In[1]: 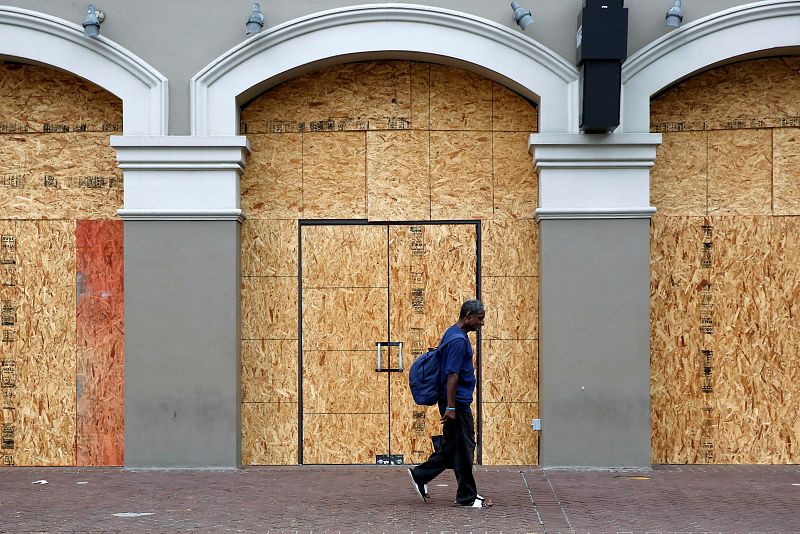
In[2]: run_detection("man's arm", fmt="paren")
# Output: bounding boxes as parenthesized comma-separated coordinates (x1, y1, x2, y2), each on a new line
(441, 372, 458, 423)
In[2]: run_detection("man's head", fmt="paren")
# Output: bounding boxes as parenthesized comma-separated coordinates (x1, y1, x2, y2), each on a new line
(458, 299, 485, 332)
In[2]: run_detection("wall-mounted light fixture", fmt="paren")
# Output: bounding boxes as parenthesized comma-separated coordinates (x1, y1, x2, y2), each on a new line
(511, 2, 533, 31)
(665, 0, 683, 29)
(82, 4, 105, 38)
(246, 3, 265, 35)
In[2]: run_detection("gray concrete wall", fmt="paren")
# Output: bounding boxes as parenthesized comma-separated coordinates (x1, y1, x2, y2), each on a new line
(538, 218, 651, 467)
(4, 0, 753, 133)
(124, 221, 241, 468)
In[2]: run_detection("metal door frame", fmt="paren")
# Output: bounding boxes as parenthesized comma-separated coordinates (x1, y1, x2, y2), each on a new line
(297, 219, 482, 464)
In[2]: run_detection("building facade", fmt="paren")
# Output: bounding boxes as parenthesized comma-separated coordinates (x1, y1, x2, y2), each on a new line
(0, 0, 798, 468)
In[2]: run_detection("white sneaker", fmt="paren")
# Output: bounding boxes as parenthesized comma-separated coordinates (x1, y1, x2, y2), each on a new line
(407, 468, 428, 502)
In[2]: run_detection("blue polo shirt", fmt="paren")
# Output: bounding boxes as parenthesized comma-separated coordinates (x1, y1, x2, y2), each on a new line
(438, 324, 476, 408)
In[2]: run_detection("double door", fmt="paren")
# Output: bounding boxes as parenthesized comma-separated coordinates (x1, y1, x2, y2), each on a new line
(300, 222, 478, 464)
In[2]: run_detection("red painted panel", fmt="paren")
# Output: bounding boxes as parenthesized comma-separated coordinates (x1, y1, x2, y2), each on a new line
(76, 219, 124, 466)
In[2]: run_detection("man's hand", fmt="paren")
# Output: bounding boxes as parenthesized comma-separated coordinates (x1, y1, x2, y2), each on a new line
(441, 409, 456, 424)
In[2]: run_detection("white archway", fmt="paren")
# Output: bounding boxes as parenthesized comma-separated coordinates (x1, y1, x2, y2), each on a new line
(622, 0, 800, 133)
(0, 6, 167, 135)
(191, 3, 579, 136)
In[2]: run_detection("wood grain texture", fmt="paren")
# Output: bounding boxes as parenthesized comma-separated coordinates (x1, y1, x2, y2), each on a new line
(492, 82, 538, 133)
(483, 339, 537, 403)
(707, 129, 772, 215)
(303, 132, 367, 219)
(302, 288, 388, 351)
(482, 276, 538, 341)
(76, 220, 124, 466)
(481, 402, 538, 465)
(242, 402, 297, 465)
(429, 65, 492, 131)
(242, 339, 297, 403)
(410, 62, 430, 131)
(302, 350, 387, 414)
(366, 130, 430, 221)
(240, 134, 303, 219)
(430, 131, 493, 220)
(772, 128, 800, 215)
(302, 413, 386, 464)
(482, 219, 537, 277)
(241, 276, 298, 340)
(389, 373, 442, 466)
(241, 219, 297, 277)
(302, 225, 387, 288)
(492, 132, 537, 220)
(650, 131, 708, 216)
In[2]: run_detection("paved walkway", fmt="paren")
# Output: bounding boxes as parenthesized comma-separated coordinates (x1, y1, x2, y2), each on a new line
(0, 465, 799, 532)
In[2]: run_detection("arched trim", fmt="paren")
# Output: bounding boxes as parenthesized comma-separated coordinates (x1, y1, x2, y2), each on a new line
(191, 3, 579, 135)
(622, 0, 800, 132)
(0, 6, 168, 135)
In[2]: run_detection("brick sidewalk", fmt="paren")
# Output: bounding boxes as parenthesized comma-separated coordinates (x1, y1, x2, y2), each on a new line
(0, 465, 798, 532)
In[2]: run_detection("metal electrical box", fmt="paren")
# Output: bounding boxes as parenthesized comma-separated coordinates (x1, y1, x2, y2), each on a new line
(576, 0, 628, 133)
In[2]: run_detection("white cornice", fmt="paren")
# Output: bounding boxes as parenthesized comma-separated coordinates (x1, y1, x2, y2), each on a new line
(0, 6, 168, 135)
(531, 133, 662, 171)
(536, 208, 657, 221)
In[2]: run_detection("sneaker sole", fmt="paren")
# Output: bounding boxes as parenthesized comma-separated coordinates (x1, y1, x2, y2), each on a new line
(407, 468, 427, 502)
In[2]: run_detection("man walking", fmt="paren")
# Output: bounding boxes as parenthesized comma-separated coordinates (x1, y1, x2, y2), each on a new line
(407, 299, 491, 508)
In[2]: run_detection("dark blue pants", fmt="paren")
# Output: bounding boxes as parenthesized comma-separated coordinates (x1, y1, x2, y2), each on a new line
(411, 402, 477, 505)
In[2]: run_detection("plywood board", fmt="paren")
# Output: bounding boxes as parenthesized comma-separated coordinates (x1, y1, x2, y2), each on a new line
(430, 131, 493, 220)
(240, 134, 303, 219)
(492, 83, 538, 133)
(241, 276, 298, 340)
(302, 350, 387, 413)
(366, 130, 430, 221)
(241, 219, 297, 277)
(242, 402, 297, 465)
(481, 402, 538, 465)
(482, 219, 537, 278)
(483, 339, 537, 403)
(303, 132, 367, 219)
(0, 61, 122, 134)
(302, 225, 387, 288)
(650, 57, 800, 130)
(12, 221, 76, 465)
(302, 287, 388, 351)
(492, 132, 537, 220)
(242, 339, 298, 403)
(772, 128, 800, 215)
(429, 65, 492, 131)
(302, 413, 386, 464)
(76, 220, 124, 466)
(388, 374, 443, 466)
(650, 131, 707, 216)
(410, 62, 430, 131)
(482, 276, 538, 341)
(649, 215, 710, 463)
(707, 129, 772, 215)
(0, 133, 123, 220)
(240, 61, 412, 133)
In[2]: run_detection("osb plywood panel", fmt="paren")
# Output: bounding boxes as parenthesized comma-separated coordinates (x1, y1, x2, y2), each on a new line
(241, 219, 297, 277)
(707, 129, 772, 215)
(410, 62, 430, 131)
(302, 225, 387, 288)
(769, 217, 800, 463)
(650, 131, 707, 216)
(492, 83, 538, 133)
(366, 131, 430, 221)
(649, 215, 709, 464)
(0, 133, 123, 220)
(429, 65, 492, 131)
(242, 339, 297, 403)
(772, 128, 800, 216)
(482, 276, 538, 340)
(241, 276, 297, 340)
(710, 216, 774, 463)
(430, 131, 493, 220)
(240, 61, 412, 133)
(492, 132, 537, 220)
(302, 413, 386, 464)
(482, 219, 537, 278)
(0, 61, 122, 133)
(76, 220, 124, 466)
(12, 221, 76, 465)
(482, 402, 538, 465)
(1, 221, 19, 466)
(303, 132, 366, 219)
(302, 351, 388, 413)
(650, 58, 800, 130)
(389, 224, 477, 355)
(242, 402, 297, 465)
(483, 339, 537, 403)
(389, 374, 442, 465)
(240, 134, 303, 220)
(302, 288, 388, 351)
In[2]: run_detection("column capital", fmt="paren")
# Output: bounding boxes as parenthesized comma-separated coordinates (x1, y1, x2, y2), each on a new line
(529, 133, 661, 221)
(111, 136, 250, 222)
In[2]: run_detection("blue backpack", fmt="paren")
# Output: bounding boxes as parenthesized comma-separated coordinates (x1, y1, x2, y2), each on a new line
(408, 330, 468, 406)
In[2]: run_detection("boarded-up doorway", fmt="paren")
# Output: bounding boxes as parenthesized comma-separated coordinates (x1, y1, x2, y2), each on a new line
(300, 221, 479, 465)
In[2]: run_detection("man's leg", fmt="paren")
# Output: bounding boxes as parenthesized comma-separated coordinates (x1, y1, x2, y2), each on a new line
(452, 410, 478, 505)
(411, 423, 454, 484)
